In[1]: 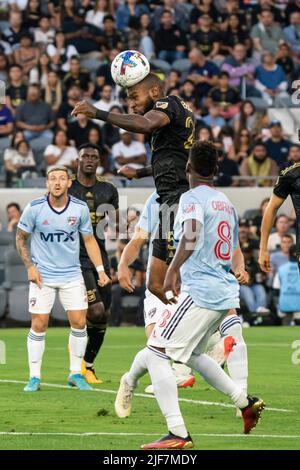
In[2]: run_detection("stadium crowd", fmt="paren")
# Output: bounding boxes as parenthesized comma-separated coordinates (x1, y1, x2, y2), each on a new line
(1, 0, 300, 326)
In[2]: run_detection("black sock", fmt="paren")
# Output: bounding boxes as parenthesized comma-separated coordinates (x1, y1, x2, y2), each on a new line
(84, 327, 106, 365)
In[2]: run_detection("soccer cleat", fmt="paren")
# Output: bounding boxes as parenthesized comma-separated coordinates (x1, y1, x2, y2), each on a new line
(141, 432, 194, 450)
(144, 374, 195, 394)
(68, 373, 93, 390)
(85, 367, 103, 385)
(23, 377, 41, 392)
(241, 395, 265, 434)
(115, 373, 135, 418)
(206, 335, 236, 366)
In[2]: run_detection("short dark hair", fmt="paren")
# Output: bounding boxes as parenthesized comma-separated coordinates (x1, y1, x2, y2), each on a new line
(254, 141, 266, 149)
(134, 72, 164, 92)
(6, 202, 21, 212)
(189, 140, 218, 177)
(78, 142, 101, 155)
(103, 14, 115, 22)
(282, 233, 294, 242)
(289, 244, 297, 262)
(218, 71, 229, 79)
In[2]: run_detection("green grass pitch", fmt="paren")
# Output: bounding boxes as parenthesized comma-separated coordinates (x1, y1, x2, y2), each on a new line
(0, 326, 300, 450)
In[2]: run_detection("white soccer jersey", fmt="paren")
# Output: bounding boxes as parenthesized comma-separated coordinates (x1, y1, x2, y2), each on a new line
(18, 195, 93, 283)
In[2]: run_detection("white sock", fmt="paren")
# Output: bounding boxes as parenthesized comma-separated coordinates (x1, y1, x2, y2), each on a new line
(172, 362, 192, 377)
(69, 327, 87, 375)
(27, 329, 45, 379)
(187, 353, 248, 409)
(220, 315, 248, 393)
(146, 346, 188, 438)
(126, 348, 148, 388)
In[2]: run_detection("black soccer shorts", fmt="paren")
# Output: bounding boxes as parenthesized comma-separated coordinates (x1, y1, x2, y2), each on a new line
(82, 267, 112, 311)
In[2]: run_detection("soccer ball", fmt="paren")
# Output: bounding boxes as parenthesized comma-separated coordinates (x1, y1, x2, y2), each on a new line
(111, 50, 150, 88)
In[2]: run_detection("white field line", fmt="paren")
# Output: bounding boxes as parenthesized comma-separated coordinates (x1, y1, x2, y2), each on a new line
(0, 431, 299, 439)
(0, 379, 292, 413)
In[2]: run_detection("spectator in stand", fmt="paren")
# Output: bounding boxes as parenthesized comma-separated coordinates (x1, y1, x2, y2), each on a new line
(197, 126, 214, 142)
(112, 130, 147, 172)
(269, 233, 294, 286)
(93, 84, 121, 126)
(220, 14, 251, 57)
(102, 105, 123, 155)
(190, 0, 219, 26)
(95, 48, 120, 96)
(202, 103, 225, 138)
(255, 52, 289, 106)
(152, 0, 190, 33)
(251, 9, 284, 56)
(47, 31, 79, 74)
(154, 9, 187, 64)
(0, 103, 14, 154)
(2, 10, 27, 51)
(101, 14, 125, 53)
(116, 0, 149, 32)
(228, 128, 253, 163)
(13, 32, 40, 79)
(4, 139, 36, 186)
(180, 80, 196, 103)
(221, 43, 256, 96)
(5, 202, 21, 234)
(240, 141, 279, 187)
(208, 71, 241, 120)
(233, 100, 269, 137)
(190, 14, 220, 59)
(42, 70, 63, 116)
(287, 143, 300, 164)
(250, 197, 270, 238)
(67, 113, 98, 148)
(215, 143, 240, 187)
(15, 84, 54, 150)
(274, 244, 300, 325)
(187, 48, 219, 104)
(86, 0, 110, 30)
(44, 129, 78, 171)
(135, 13, 155, 60)
(0, 35, 13, 63)
(56, 84, 82, 132)
(63, 56, 93, 96)
(284, 11, 300, 53)
(265, 120, 291, 168)
(165, 69, 181, 94)
(268, 214, 296, 252)
(239, 245, 269, 315)
(238, 217, 260, 253)
(23, 0, 41, 29)
(0, 52, 8, 82)
(33, 15, 55, 48)
(276, 42, 295, 82)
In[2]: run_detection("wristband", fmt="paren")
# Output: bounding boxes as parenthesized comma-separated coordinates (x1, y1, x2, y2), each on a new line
(95, 109, 109, 121)
(96, 265, 105, 273)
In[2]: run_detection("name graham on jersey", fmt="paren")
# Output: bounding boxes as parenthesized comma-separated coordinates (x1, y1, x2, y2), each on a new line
(212, 200, 233, 215)
(102, 454, 197, 467)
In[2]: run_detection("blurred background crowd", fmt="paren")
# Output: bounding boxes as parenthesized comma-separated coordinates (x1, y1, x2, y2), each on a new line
(1, 0, 300, 327)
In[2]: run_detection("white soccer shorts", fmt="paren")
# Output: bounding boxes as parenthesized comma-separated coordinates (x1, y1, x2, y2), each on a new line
(148, 292, 228, 364)
(143, 289, 166, 328)
(28, 277, 88, 314)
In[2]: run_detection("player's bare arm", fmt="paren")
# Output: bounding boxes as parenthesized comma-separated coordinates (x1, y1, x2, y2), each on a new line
(259, 194, 285, 273)
(82, 234, 111, 287)
(118, 227, 148, 293)
(232, 241, 249, 285)
(118, 164, 152, 180)
(71, 101, 170, 134)
(16, 227, 42, 287)
(163, 219, 201, 304)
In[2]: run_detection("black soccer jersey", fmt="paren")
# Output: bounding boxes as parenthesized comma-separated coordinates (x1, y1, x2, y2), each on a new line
(273, 162, 300, 254)
(68, 176, 119, 271)
(151, 95, 195, 200)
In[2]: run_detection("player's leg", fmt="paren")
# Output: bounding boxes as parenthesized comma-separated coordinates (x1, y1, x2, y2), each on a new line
(24, 282, 53, 392)
(220, 310, 248, 395)
(59, 277, 92, 390)
(82, 268, 111, 384)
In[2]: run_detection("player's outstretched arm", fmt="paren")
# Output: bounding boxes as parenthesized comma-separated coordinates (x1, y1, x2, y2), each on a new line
(71, 100, 170, 134)
(82, 234, 111, 287)
(16, 228, 42, 288)
(118, 227, 148, 293)
(117, 164, 153, 180)
(163, 219, 201, 304)
(259, 194, 285, 273)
